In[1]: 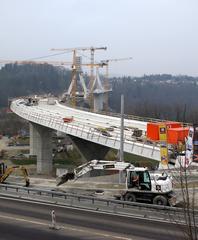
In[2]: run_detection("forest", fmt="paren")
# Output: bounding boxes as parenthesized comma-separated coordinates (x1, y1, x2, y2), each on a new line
(109, 75, 198, 123)
(0, 63, 198, 123)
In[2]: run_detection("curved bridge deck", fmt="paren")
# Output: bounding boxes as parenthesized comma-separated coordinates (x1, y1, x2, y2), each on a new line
(11, 98, 160, 161)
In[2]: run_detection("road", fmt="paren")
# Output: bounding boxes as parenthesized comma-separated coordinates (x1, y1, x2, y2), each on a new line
(0, 196, 185, 240)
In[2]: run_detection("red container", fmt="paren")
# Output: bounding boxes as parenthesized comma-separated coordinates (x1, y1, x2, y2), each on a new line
(167, 127, 189, 144)
(147, 122, 160, 141)
(164, 121, 181, 129)
(147, 121, 182, 141)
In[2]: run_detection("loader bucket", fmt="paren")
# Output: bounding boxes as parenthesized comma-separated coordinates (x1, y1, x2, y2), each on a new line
(56, 172, 75, 186)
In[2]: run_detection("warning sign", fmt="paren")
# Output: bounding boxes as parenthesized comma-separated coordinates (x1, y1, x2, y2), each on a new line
(159, 124, 168, 165)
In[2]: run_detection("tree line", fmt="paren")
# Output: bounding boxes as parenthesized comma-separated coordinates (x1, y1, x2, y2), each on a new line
(0, 63, 198, 123)
(0, 63, 71, 107)
(109, 75, 198, 123)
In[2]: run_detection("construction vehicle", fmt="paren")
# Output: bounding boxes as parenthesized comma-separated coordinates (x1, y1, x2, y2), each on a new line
(56, 160, 176, 206)
(0, 162, 30, 187)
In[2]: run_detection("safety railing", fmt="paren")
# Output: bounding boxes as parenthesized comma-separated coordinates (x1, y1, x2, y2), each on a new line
(66, 103, 192, 127)
(0, 183, 197, 225)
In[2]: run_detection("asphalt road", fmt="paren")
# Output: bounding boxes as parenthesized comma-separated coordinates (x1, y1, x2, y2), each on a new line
(0, 196, 186, 240)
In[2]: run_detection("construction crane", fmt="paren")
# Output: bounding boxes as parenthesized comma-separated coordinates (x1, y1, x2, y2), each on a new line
(100, 57, 133, 111)
(89, 47, 107, 109)
(51, 47, 107, 108)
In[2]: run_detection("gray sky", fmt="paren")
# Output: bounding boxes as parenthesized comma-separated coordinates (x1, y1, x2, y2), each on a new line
(1, 0, 198, 76)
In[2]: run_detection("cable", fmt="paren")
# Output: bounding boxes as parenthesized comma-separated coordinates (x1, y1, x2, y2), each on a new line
(26, 51, 72, 61)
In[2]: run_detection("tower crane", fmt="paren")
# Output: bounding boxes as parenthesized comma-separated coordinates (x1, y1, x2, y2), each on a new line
(51, 47, 107, 108)
(100, 57, 133, 111)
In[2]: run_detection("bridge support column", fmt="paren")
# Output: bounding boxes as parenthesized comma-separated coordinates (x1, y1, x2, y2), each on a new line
(29, 122, 53, 175)
(69, 135, 110, 161)
(30, 123, 38, 156)
(93, 93, 104, 112)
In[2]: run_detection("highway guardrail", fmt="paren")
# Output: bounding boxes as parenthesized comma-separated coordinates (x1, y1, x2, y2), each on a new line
(0, 183, 197, 225)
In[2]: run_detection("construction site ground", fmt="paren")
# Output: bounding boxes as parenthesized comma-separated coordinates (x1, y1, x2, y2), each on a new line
(5, 173, 198, 209)
(1, 136, 198, 208)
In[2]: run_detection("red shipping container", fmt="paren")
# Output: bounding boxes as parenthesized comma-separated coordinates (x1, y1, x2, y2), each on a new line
(147, 122, 160, 141)
(164, 121, 181, 129)
(167, 127, 189, 144)
(147, 121, 182, 141)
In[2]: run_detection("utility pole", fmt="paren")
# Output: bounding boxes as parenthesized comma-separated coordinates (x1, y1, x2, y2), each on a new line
(119, 94, 124, 162)
(71, 50, 77, 107)
(118, 94, 124, 184)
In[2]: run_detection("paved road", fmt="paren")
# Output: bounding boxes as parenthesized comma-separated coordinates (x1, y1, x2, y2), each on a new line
(0, 196, 186, 240)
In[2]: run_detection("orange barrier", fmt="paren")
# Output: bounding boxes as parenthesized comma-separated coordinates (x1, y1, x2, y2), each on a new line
(167, 127, 189, 144)
(147, 121, 183, 142)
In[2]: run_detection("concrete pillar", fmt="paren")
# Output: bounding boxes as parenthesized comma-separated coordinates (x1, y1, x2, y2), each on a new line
(29, 122, 53, 175)
(93, 93, 104, 112)
(29, 122, 38, 156)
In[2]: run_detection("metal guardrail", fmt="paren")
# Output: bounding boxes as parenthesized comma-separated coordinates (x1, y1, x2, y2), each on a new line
(9, 96, 192, 126)
(0, 183, 197, 224)
(68, 103, 192, 127)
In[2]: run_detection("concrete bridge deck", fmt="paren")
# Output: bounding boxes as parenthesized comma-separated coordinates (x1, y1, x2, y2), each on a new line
(11, 98, 160, 161)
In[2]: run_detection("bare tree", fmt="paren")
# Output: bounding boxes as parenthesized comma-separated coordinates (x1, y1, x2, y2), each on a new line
(171, 161, 198, 240)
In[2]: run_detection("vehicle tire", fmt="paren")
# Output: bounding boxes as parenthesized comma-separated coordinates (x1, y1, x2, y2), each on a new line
(25, 180, 30, 187)
(124, 193, 136, 202)
(153, 195, 167, 206)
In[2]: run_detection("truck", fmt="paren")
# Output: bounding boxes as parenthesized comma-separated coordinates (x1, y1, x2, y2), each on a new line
(56, 160, 176, 206)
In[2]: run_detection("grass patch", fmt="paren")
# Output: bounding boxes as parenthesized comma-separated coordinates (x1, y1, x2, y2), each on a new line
(53, 149, 83, 166)
(105, 149, 158, 170)
(11, 158, 36, 165)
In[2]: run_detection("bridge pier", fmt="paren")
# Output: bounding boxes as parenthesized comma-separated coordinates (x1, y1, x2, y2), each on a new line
(69, 135, 110, 161)
(93, 93, 104, 112)
(29, 122, 53, 175)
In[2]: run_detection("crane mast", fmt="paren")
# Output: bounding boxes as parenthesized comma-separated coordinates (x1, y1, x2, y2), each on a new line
(100, 57, 133, 111)
(89, 47, 107, 109)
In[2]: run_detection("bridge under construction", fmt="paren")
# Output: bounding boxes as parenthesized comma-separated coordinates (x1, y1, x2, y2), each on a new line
(11, 97, 162, 174)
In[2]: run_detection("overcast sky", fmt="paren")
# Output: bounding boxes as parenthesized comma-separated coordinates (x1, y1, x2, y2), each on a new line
(1, 0, 198, 76)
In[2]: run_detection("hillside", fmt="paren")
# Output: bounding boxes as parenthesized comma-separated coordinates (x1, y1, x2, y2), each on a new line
(0, 63, 71, 107)
(110, 75, 198, 122)
(0, 64, 198, 122)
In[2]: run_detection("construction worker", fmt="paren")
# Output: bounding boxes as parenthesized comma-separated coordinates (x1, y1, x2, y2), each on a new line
(132, 172, 139, 188)
(51, 210, 56, 229)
